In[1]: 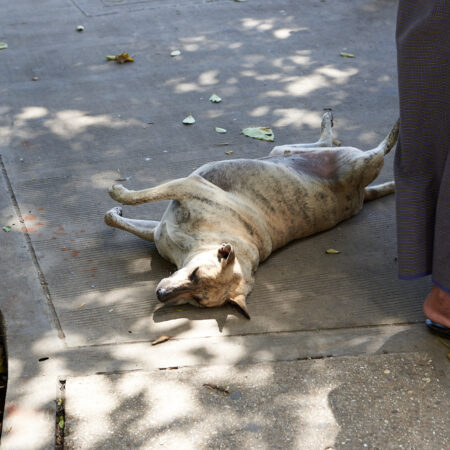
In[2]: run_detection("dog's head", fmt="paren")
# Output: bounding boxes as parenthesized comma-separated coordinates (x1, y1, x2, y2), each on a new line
(155, 243, 251, 319)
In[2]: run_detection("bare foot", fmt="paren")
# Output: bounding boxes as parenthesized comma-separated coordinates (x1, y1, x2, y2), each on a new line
(423, 285, 450, 328)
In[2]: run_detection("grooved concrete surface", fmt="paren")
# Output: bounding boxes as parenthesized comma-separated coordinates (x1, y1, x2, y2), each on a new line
(0, 0, 429, 347)
(1, 0, 449, 448)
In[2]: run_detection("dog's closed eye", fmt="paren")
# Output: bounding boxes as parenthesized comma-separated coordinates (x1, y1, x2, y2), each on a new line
(189, 267, 199, 282)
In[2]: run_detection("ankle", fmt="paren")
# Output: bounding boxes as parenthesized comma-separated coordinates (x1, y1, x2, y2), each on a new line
(423, 286, 450, 328)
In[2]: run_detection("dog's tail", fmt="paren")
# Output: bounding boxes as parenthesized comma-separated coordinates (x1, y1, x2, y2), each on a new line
(360, 119, 400, 188)
(372, 119, 400, 156)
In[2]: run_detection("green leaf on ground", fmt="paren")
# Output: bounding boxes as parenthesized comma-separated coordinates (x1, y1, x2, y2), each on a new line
(325, 248, 340, 254)
(2, 226, 12, 232)
(215, 127, 227, 134)
(340, 52, 355, 58)
(242, 127, 274, 142)
(182, 114, 196, 125)
(0, 43, 8, 50)
(171, 50, 181, 57)
(58, 417, 65, 429)
(209, 93, 222, 103)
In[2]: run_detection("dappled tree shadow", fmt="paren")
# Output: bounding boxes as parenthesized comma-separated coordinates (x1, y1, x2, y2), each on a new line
(2, 0, 442, 448)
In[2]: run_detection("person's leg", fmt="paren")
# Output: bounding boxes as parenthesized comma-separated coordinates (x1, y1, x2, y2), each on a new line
(395, 1, 450, 328)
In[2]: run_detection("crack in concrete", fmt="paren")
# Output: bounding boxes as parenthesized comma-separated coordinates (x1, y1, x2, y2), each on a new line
(0, 155, 66, 340)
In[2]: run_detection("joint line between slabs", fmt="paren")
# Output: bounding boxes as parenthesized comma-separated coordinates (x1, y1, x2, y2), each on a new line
(0, 155, 66, 340)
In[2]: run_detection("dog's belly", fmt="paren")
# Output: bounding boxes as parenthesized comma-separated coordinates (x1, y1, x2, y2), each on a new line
(195, 157, 364, 251)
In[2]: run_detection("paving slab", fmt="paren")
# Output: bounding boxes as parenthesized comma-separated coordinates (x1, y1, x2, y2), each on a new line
(63, 353, 450, 449)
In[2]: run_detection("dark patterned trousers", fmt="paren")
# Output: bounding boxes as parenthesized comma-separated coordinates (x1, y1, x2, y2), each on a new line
(395, 0, 450, 292)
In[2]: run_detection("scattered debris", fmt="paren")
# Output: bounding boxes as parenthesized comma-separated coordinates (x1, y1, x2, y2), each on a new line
(332, 139, 342, 146)
(106, 53, 134, 64)
(340, 52, 355, 58)
(215, 127, 227, 134)
(78, 303, 86, 309)
(2, 226, 12, 232)
(76, 25, 85, 32)
(0, 43, 8, 50)
(183, 114, 196, 125)
(325, 248, 340, 254)
(242, 127, 274, 142)
(151, 335, 173, 346)
(170, 50, 181, 57)
(203, 384, 230, 395)
(38, 357, 49, 362)
(209, 93, 222, 103)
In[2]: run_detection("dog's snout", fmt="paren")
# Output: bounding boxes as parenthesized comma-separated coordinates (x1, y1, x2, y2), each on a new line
(156, 288, 166, 301)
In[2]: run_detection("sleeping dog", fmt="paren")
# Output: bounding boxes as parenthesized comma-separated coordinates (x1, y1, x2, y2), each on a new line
(105, 113, 399, 318)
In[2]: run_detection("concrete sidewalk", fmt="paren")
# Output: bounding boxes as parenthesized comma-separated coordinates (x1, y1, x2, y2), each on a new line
(0, 0, 448, 448)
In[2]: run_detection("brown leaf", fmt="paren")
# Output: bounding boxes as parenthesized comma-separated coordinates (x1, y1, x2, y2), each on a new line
(106, 53, 134, 64)
(203, 384, 229, 395)
(151, 335, 173, 346)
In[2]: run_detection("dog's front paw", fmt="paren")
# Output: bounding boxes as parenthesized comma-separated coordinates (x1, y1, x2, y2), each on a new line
(108, 184, 128, 202)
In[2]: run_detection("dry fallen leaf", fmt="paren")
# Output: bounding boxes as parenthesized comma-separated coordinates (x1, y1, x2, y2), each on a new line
(225, 150, 233, 155)
(325, 248, 340, 254)
(203, 384, 229, 395)
(106, 53, 134, 64)
(151, 335, 173, 346)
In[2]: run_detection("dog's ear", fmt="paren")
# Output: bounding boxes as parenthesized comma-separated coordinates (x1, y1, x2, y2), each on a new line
(218, 243, 235, 266)
(227, 295, 250, 319)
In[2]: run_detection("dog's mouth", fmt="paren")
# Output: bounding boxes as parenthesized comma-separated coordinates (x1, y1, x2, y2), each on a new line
(156, 287, 199, 305)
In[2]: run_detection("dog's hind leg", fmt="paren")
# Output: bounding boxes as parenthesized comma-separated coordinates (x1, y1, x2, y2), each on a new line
(104, 206, 159, 241)
(364, 181, 395, 202)
(109, 175, 212, 205)
(269, 112, 333, 156)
